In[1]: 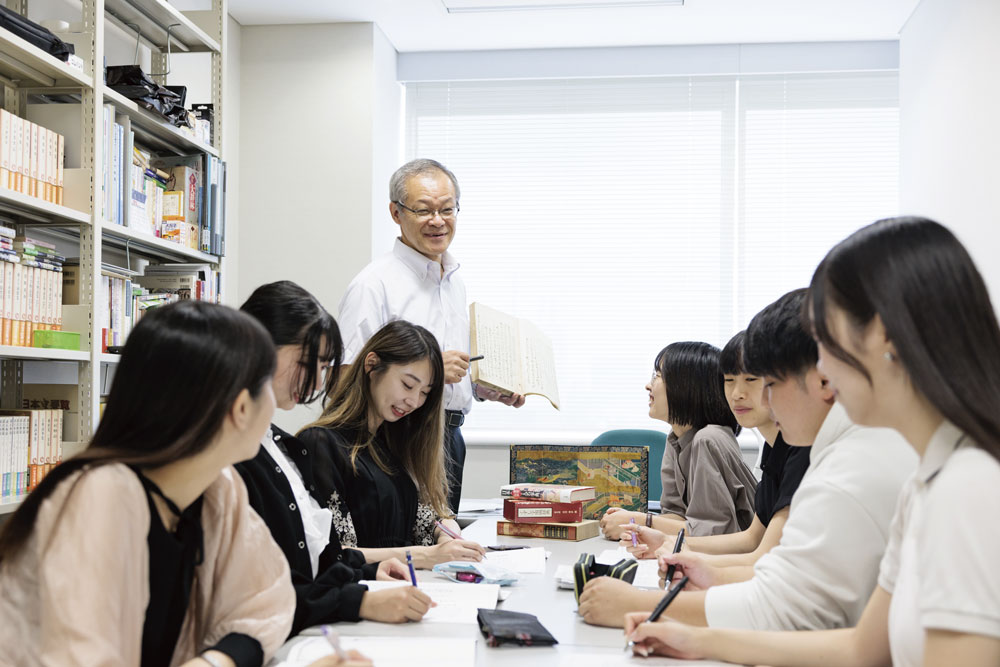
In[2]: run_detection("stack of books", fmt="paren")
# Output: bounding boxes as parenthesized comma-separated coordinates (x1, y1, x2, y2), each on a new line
(496, 483, 599, 541)
(0, 109, 66, 206)
(0, 409, 64, 504)
(0, 228, 66, 347)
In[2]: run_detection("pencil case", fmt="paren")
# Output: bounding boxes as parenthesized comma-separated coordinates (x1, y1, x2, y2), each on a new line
(572, 553, 638, 604)
(477, 609, 558, 647)
(432, 561, 520, 586)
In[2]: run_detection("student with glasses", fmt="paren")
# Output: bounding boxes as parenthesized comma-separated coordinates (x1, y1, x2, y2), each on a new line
(336, 158, 525, 514)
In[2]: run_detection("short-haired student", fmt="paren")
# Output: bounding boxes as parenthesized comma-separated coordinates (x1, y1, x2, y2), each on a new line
(0, 301, 294, 667)
(626, 216, 1000, 667)
(234, 281, 433, 632)
(601, 341, 758, 540)
(298, 319, 485, 569)
(621, 331, 812, 571)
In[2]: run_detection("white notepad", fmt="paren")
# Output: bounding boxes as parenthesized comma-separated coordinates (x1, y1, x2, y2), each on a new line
(278, 635, 476, 667)
(484, 546, 547, 573)
(360, 580, 500, 624)
(594, 548, 662, 589)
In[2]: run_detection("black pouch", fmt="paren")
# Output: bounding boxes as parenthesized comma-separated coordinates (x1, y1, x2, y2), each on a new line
(477, 608, 558, 647)
(0, 6, 74, 61)
(572, 553, 639, 604)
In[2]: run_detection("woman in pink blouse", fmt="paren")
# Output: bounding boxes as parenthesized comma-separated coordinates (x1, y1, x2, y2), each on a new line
(0, 301, 295, 667)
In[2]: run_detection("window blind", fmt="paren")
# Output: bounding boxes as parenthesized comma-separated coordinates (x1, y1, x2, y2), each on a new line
(403, 71, 899, 440)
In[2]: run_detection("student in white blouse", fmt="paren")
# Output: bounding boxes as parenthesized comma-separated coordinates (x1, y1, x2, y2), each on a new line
(623, 216, 1000, 667)
(337, 159, 524, 513)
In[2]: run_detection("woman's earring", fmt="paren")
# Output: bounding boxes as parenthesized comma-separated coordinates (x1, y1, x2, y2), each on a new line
(884, 351, 895, 362)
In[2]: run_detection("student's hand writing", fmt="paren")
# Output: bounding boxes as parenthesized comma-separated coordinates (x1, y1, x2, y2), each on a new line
(577, 576, 645, 628)
(427, 538, 486, 565)
(443, 350, 470, 384)
(358, 585, 436, 623)
(624, 612, 705, 660)
(657, 551, 715, 591)
(599, 508, 642, 540)
(375, 557, 410, 581)
(306, 649, 373, 667)
(619, 525, 667, 559)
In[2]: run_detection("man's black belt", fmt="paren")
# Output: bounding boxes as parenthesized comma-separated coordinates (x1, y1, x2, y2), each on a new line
(445, 410, 465, 428)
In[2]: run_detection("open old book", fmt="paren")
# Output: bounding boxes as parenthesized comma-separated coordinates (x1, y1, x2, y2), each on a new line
(469, 302, 560, 409)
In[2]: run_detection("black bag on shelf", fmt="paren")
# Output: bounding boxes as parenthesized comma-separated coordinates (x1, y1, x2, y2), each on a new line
(106, 65, 193, 128)
(0, 6, 75, 62)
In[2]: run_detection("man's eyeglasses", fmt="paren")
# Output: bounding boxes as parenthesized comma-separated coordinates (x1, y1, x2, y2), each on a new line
(393, 201, 460, 222)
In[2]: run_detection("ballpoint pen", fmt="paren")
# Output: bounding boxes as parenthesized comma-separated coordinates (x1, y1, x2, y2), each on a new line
(406, 549, 418, 587)
(625, 576, 690, 651)
(321, 625, 347, 659)
(663, 528, 686, 587)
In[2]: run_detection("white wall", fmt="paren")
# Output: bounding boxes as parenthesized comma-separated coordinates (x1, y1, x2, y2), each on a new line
(899, 0, 1000, 300)
(239, 22, 399, 433)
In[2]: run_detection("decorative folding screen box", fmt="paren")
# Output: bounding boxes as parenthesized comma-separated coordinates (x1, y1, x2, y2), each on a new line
(509, 445, 648, 519)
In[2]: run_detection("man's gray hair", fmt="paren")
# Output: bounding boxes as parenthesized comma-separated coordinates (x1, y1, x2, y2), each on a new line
(389, 159, 461, 204)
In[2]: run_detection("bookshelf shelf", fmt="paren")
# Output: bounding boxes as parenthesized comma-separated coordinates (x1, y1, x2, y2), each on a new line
(0, 346, 89, 362)
(100, 353, 121, 364)
(0, 188, 91, 225)
(103, 87, 219, 158)
(101, 221, 220, 264)
(0, 499, 24, 515)
(103, 0, 220, 54)
(0, 29, 93, 89)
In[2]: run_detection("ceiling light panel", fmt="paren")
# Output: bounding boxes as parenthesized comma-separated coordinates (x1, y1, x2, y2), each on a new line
(443, 0, 684, 13)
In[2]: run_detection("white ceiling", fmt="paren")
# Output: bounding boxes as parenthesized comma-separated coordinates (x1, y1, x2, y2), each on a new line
(227, 0, 921, 53)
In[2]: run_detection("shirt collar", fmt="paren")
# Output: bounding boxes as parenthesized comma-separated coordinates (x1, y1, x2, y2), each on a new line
(668, 427, 697, 451)
(392, 237, 460, 281)
(810, 401, 857, 462)
(918, 419, 966, 483)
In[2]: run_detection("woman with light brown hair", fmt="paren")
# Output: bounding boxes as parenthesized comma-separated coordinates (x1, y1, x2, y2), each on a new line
(299, 319, 485, 570)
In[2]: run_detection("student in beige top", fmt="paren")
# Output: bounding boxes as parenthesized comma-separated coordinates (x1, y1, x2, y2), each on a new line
(602, 341, 757, 540)
(0, 301, 296, 667)
(623, 217, 1000, 666)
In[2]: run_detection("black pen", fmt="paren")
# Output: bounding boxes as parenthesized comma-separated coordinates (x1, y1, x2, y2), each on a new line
(625, 576, 689, 651)
(469, 355, 484, 362)
(663, 528, 685, 587)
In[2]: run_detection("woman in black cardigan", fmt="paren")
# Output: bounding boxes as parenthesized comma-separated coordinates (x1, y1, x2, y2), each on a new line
(235, 281, 433, 637)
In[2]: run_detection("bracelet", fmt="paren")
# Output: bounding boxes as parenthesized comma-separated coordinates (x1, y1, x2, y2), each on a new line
(200, 653, 225, 667)
(645, 512, 654, 528)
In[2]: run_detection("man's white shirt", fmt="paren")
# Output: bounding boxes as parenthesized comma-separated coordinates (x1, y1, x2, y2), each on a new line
(338, 238, 473, 413)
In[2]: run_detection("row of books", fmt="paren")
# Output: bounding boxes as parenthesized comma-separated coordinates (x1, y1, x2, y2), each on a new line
(102, 103, 227, 256)
(0, 109, 65, 205)
(63, 261, 221, 352)
(0, 228, 65, 348)
(497, 483, 599, 541)
(0, 410, 63, 504)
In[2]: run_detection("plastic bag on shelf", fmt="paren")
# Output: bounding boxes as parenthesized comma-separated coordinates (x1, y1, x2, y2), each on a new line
(105, 65, 194, 128)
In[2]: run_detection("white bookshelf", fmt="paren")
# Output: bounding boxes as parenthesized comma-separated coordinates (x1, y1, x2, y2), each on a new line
(0, 500, 24, 515)
(0, 0, 228, 481)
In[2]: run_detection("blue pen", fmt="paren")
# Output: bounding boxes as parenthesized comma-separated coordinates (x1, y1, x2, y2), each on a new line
(630, 518, 638, 547)
(405, 549, 418, 587)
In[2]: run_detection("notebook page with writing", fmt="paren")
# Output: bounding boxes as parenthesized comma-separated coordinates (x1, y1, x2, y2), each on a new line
(360, 580, 499, 624)
(279, 635, 476, 667)
(470, 302, 521, 395)
(517, 317, 560, 408)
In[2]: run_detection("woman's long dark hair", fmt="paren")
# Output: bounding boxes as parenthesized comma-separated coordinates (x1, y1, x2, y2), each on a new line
(304, 320, 448, 515)
(656, 341, 741, 435)
(240, 280, 342, 405)
(809, 216, 1000, 462)
(0, 301, 276, 562)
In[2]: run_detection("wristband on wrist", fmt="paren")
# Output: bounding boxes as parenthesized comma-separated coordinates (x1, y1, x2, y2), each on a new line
(645, 512, 654, 528)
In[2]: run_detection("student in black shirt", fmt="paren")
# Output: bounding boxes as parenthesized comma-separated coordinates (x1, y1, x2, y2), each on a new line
(235, 281, 433, 636)
(621, 331, 811, 570)
(299, 320, 485, 569)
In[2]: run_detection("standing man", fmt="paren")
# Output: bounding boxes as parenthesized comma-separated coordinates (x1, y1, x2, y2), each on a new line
(338, 159, 524, 514)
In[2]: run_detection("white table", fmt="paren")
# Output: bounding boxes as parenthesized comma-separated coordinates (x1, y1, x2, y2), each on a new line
(272, 518, 736, 666)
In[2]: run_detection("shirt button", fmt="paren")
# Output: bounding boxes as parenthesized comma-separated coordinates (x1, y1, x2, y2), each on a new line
(289, 502, 297, 511)
(309, 484, 315, 491)
(302, 449, 307, 456)
(275, 466, 282, 474)
(298, 541, 305, 549)
(274, 434, 282, 441)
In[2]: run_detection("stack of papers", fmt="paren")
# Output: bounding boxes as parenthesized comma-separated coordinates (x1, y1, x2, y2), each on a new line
(360, 580, 500, 624)
(277, 635, 476, 667)
(484, 546, 547, 574)
(553, 548, 661, 590)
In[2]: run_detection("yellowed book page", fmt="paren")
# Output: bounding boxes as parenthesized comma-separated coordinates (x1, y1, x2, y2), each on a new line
(517, 318, 560, 409)
(469, 302, 521, 394)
